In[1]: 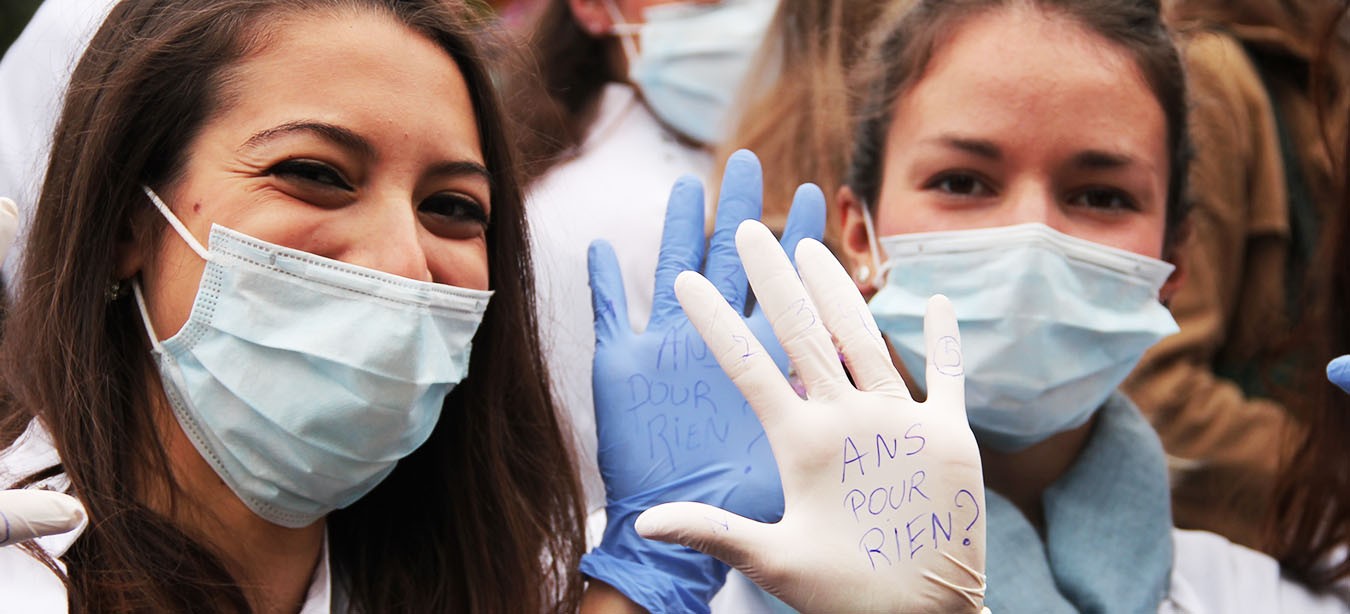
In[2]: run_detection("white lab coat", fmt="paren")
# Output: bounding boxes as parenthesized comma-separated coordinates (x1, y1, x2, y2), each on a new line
(0, 420, 340, 613)
(526, 82, 713, 513)
(1164, 529, 1348, 613)
(0, 0, 115, 296)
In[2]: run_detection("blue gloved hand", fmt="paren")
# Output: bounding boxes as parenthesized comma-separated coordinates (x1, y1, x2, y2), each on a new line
(1328, 355, 1350, 395)
(581, 150, 825, 613)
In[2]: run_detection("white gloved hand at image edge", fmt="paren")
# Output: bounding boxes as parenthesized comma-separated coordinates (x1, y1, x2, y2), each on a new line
(0, 198, 19, 270)
(0, 490, 85, 547)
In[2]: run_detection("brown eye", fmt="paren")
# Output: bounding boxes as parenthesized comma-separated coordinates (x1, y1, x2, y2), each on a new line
(418, 193, 489, 237)
(268, 159, 354, 191)
(1070, 188, 1136, 212)
(925, 172, 993, 197)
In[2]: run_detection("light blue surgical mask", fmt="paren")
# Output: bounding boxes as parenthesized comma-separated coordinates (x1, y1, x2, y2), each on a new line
(133, 186, 492, 527)
(861, 216, 1178, 451)
(607, 0, 779, 144)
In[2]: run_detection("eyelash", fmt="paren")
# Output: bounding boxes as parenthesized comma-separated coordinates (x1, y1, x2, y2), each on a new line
(267, 159, 353, 191)
(1069, 188, 1138, 212)
(923, 171, 1139, 213)
(266, 159, 489, 228)
(924, 171, 994, 197)
(420, 193, 489, 226)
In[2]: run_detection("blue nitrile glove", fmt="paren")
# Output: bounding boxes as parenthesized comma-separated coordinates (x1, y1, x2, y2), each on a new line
(581, 150, 825, 613)
(1328, 355, 1350, 395)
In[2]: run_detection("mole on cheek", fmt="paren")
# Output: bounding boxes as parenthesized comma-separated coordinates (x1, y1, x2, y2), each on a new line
(193, 202, 202, 214)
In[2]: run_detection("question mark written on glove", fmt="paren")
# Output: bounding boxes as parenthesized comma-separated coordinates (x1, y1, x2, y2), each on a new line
(838, 331, 979, 570)
(839, 419, 981, 570)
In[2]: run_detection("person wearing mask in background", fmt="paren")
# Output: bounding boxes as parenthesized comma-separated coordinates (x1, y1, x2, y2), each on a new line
(505, 0, 776, 566)
(629, 0, 1349, 610)
(1114, 0, 1350, 552)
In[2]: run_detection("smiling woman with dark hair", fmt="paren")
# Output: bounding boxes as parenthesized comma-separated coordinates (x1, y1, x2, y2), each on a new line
(0, 1, 586, 611)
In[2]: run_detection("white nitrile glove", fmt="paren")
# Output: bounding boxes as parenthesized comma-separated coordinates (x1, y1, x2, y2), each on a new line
(636, 221, 988, 613)
(0, 198, 19, 269)
(0, 490, 85, 547)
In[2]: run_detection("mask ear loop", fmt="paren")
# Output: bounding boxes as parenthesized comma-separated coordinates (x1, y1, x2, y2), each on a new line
(601, 0, 642, 62)
(141, 186, 211, 261)
(133, 186, 210, 349)
(131, 280, 167, 353)
(859, 200, 891, 286)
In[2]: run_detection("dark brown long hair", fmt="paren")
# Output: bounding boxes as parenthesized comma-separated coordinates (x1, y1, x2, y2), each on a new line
(0, 0, 585, 611)
(503, 0, 617, 185)
(844, 0, 1193, 254)
(1266, 1, 1350, 592)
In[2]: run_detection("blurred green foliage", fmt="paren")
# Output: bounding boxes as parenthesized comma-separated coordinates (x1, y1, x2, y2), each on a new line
(1, 0, 44, 57)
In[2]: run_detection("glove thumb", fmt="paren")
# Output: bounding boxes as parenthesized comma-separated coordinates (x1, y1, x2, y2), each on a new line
(0, 490, 86, 546)
(636, 502, 773, 576)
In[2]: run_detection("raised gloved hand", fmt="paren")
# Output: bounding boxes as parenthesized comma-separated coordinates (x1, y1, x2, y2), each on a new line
(582, 151, 824, 613)
(0, 490, 84, 547)
(1328, 355, 1350, 395)
(636, 221, 988, 613)
(0, 197, 20, 268)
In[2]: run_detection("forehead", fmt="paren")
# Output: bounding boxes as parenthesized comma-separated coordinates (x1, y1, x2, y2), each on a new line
(215, 9, 482, 161)
(891, 5, 1167, 167)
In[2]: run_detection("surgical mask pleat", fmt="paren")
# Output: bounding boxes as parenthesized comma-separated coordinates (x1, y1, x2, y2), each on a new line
(621, 0, 779, 144)
(867, 223, 1177, 452)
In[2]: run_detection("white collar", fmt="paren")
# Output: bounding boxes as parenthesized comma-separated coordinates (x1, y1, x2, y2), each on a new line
(2, 419, 339, 611)
(299, 531, 338, 613)
(1, 419, 84, 557)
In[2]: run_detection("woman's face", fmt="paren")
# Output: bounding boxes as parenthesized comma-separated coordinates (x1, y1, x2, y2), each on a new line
(842, 5, 1172, 272)
(127, 10, 491, 340)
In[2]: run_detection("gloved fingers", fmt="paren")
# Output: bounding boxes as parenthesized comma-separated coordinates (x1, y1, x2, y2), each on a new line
(675, 270, 801, 426)
(650, 176, 708, 328)
(703, 150, 763, 313)
(0, 490, 85, 547)
(737, 221, 851, 400)
(777, 184, 827, 267)
(795, 239, 908, 397)
(635, 501, 772, 576)
(1328, 355, 1350, 395)
(588, 241, 632, 341)
(922, 294, 966, 411)
(0, 197, 18, 269)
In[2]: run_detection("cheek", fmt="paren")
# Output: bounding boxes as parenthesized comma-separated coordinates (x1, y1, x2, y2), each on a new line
(1067, 211, 1168, 260)
(427, 239, 490, 291)
(871, 191, 976, 236)
(141, 229, 211, 340)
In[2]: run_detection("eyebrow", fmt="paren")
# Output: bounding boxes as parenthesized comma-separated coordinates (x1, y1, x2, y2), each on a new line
(240, 121, 375, 158)
(1070, 150, 1138, 170)
(240, 121, 493, 182)
(926, 134, 1141, 170)
(928, 135, 1002, 160)
(428, 160, 492, 184)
